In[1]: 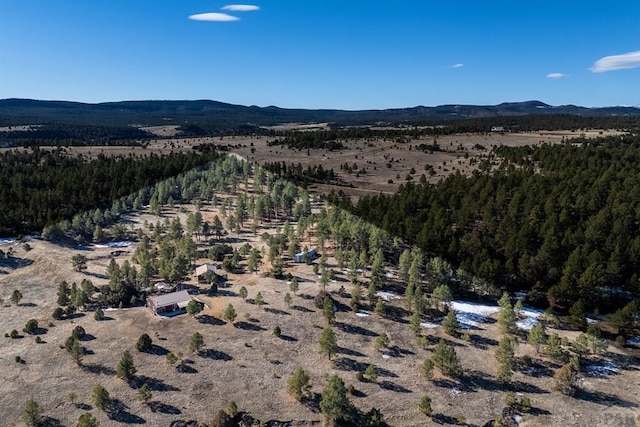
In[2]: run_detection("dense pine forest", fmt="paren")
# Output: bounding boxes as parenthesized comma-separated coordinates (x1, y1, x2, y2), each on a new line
(349, 133, 640, 313)
(0, 148, 220, 236)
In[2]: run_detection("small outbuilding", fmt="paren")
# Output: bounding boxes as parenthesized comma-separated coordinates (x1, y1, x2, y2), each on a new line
(147, 290, 192, 316)
(294, 248, 317, 263)
(195, 264, 219, 283)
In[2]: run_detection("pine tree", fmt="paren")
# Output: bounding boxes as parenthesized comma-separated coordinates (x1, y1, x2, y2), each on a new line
(22, 398, 43, 427)
(190, 332, 205, 353)
(255, 292, 264, 309)
(284, 293, 293, 308)
(92, 385, 111, 411)
(431, 339, 462, 377)
(223, 303, 237, 324)
(287, 367, 311, 401)
(76, 412, 100, 427)
(138, 383, 152, 405)
(319, 327, 338, 360)
(117, 350, 136, 382)
(136, 333, 153, 352)
(238, 286, 248, 301)
(498, 293, 517, 335)
(442, 309, 459, 336)
(418, 395, 433, 417)
(373, 333, 390, 352)
(495, 336, 517, 383)
(289, 277, 299, 294)
(527, 322, 547, 353)
(410, 311, 422, 335)
(323, 297, 335, 325)
(320, 375, 352, 424)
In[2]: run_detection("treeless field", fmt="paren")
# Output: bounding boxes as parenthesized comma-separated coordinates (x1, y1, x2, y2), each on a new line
(1, 197, 638, 427)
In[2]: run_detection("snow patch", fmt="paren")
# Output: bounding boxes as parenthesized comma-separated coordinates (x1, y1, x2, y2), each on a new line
(456, 312, 489, 328)
(381, 354, 391, 360)
(95, 241, 134, 249)
(451, 300, 500, 316)
(420, 322, 440, 329)
(586, 361, 620, 376)
(627, 337, 640, 345)
(376, 291, 402, 302)
(356, 311, 371, 318)
(449, 388, 461, 397)
(0, 238, 16, 245)
(516, 317, 539, 331)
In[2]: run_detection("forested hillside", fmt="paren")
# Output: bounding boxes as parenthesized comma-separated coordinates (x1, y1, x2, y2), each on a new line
(350, 133, 640, 313)
(0, 148, 220, 236)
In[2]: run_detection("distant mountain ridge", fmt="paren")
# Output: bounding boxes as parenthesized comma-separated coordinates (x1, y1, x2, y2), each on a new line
(1, 98, 639, 129)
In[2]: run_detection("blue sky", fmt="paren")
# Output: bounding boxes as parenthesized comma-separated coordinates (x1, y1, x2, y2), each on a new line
(1, 1, 639, 109)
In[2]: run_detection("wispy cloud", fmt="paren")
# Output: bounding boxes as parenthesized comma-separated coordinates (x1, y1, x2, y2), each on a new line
(591, 50, 640, 73)
(547, 72, 568, 79)
(222, 4, 260, 12)
(189, 12, 240, 22)
(449, 63, 464, 69)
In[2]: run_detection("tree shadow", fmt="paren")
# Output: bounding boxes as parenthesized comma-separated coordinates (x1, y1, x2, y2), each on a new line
(469, 334, 498, 350)
(149, 344, 170, 356)
(39, 416, 64, 427)
(389, 345, 415, 357)
(19, 302, 38, 307)
(107, 399, 146, 424)
(302, 392, 321, 413)
(335, 321, 377, 337)
(133, 375, 180, 392)
(76, 403, 92, 411)
(379, 380, 412, 393)
(351, 389, 367, 398)
(339, 347, 366, 357)
(376, 367, 398, 378)
(198, 315, 226, 326)
(264, 307, 291, 316)
(84, 271, 108, 280)
(386, 305, 410, 322)
(334, 357, 369, 373)
(79, 333, 96, 341)
(432, 413, 459, 425)
(298, 294, 315, 300)
(148, 401, 182, 415)
(176, 363, 198, 374)
(576, 389, 638, 408)
(82, 363, 116, 376)
(279, 334, 298, 342)
(200, 348, 233, 361)
(0, 257, 34, 269)
(292, 305, 315, 313)
(234, 321, 266, 332)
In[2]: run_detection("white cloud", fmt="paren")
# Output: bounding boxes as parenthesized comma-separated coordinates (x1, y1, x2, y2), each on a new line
(189, 12, 240, 22)
(222, 4, 260, 12)
(591, 50, 640, 73)
(449, 63, 464, 68)
(547, 72, 568, 79)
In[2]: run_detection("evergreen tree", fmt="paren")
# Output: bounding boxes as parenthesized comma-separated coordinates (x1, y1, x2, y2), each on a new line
(136, 333, 153, 352)
(254, 291, 264, 309)
(22, 398, 43, 427)
(223, 304, 237, 323)
(545, 333, 565, 362)
(418, 395, 433, 417)
(116, 350, 136, 382)
(320, 375, 353, 424)
(442, 309, 459, 336)
(77, 412, 100, 427)
(323, 297, 335, 325)
(373, 333, 390, 352)
(284, 292, 292, 308)
(287, 367, 311, 401)
(527, 322, 547, 353)
(138, 383, 152, 405)
(190, 331, 205, 353)
(289, 277, 299, 294)
(319, 327, 338, 360)
(498, 293, 517, 335)
(92, 385, 111, 411)
(238, 286, 248, 301)
(495, 336, 517, 383)
(431, 339, 462, 378)
(568, 299, 587, 330)
(409, 310, 422, 335)
(431, 284, 452, 311)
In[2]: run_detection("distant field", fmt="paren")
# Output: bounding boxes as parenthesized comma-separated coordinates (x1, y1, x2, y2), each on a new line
(1, 129, 623, 203)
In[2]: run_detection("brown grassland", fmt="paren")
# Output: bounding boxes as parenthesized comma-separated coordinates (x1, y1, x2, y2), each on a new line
(0, 130, 638, 427)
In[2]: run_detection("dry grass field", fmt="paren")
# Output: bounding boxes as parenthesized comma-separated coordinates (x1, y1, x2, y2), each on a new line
(1, 194, 639, 427)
